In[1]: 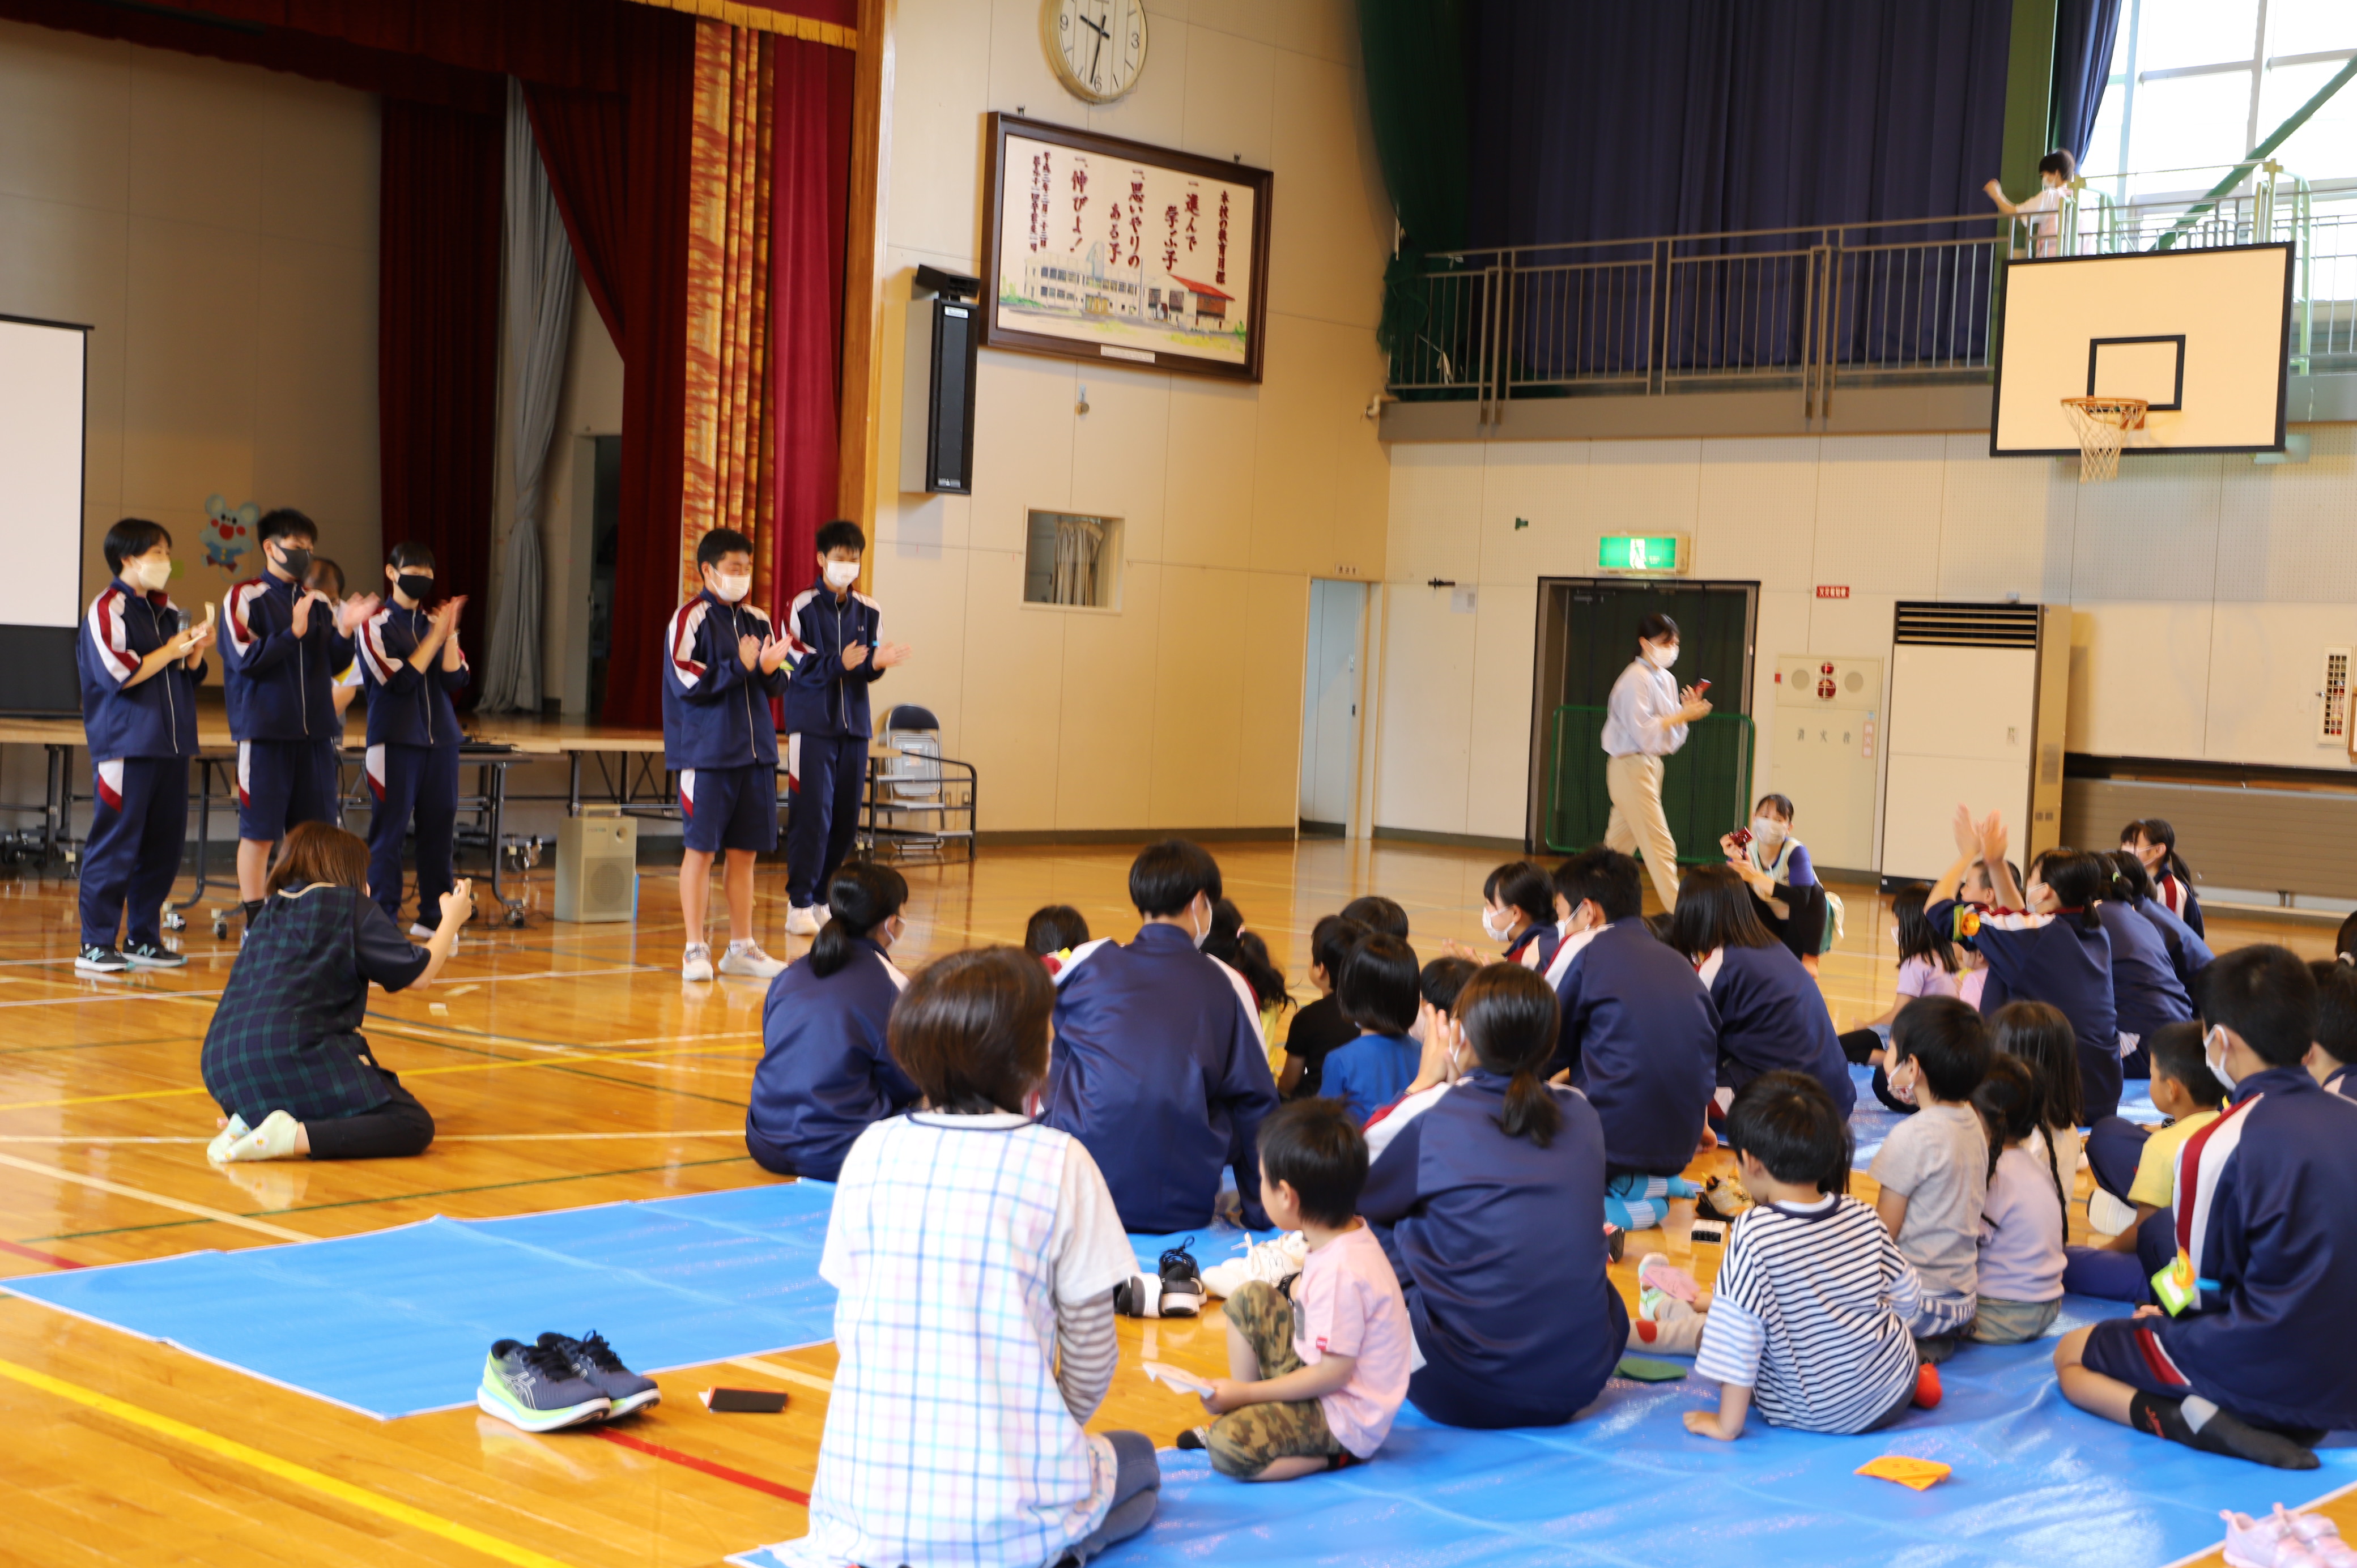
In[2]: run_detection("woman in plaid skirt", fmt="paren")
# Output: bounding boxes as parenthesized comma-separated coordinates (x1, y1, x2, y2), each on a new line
(202, 821, 472, 1162)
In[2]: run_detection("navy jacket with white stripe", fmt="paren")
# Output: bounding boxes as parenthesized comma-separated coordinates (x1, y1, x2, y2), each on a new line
(78, 580, 204, 761)
(357, 603, 469, 749)
(1042, 923, 1279, 1232)
(1548, 919, 1719, 1177)
(782, 580, 885, 739)
(221, 573, 353, 743)
(660, 587, 789, 770)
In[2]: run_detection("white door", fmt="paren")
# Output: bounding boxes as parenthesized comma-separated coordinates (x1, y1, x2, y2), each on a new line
(1299, 580, 1366, 828)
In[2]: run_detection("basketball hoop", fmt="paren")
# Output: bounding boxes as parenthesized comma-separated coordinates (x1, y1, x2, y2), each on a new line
(2060, 396, 2148, 483)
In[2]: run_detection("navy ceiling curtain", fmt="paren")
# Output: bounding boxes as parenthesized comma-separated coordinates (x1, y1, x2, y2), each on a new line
(1463, 0, 2014, 251)
(379, 101, 503, 706)
(2050, 0, 2126, 166)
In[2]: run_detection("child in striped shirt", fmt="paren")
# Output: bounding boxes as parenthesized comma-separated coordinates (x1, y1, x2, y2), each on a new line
(1678, 1072, 1931, 1439)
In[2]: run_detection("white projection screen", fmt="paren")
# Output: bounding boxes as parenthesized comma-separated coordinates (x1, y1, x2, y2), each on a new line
(0, 315, 90, 713)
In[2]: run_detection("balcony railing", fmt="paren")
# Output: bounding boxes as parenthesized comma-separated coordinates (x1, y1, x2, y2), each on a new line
(1384, 169, 2356, 413)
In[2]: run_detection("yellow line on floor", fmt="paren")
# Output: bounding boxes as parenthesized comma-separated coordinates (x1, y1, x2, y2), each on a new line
(0, 1039, 759, 1113)
(0, 1131, 744, 1145)
(0, 1152, 312, 1241)
(0, 1357, 578, 1568)
(726, 1356, 835, 1394)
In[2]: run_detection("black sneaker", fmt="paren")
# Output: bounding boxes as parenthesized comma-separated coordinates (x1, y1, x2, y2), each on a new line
(538, 1331, 660, 1418)
(120, 940, 187, 970)
(1116, 1238, 1205, 1319)
(74, 944, 128, 975)
(1175, 1426, 1209, 1451)
(477, 1339, 611, 1431)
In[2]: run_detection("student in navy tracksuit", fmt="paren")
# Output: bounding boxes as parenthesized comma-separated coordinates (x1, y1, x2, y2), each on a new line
(663, 527, 793, 984)
(1545, 847, 1718, 1230)
(2058, 945, 2357, 1471)
(2111, 850, 2213, 994)
(1322, 931, 1422, 1122)
(1929, 816, 2122, 1120)
(222, 508, 375, 930)
(2095, 866, 2193, 1079)
(782, 519, 911, 936)
(75, 519, 214, 975)
(1362, 963, 1625, 1429)
(355, 543, 469, 935)
(1042, 840, 1279, 1232)
(1666, 865, 1855, 1118)
(746, 862, 919, 1181)
(2122, 818, 2206, 939)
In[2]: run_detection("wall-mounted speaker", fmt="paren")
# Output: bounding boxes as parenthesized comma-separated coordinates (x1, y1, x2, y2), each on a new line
(555, 812, 637, 923)
(900, 267, 981, 496)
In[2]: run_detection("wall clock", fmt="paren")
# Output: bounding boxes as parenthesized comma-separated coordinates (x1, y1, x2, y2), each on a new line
(1043, 0, 1147, 105)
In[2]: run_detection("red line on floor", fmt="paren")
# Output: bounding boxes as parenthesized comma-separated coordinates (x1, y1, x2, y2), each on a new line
(593, 1426, 810, 1504)
(0, 1238, 83, 1270)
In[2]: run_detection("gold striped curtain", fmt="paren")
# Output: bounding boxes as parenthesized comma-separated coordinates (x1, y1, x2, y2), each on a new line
(679, 20, 778, 604)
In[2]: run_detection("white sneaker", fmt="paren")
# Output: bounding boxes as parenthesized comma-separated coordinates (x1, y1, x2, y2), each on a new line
(222, 1109, 303, 1163)
(681, 942, 715, 982)
(2087, 1187, 2138, 1236)
(1200, 1230, 1308, 1298)
(206, 1114, 251, 1165)
(718, 940, 786, 979)
(784, 905, 821, 937)
(410, 923, 457, 949)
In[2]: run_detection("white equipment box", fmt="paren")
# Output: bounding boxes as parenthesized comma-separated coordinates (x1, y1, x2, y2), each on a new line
(1878, 603, 2070, 883)
(1770, 655, 1882, 874)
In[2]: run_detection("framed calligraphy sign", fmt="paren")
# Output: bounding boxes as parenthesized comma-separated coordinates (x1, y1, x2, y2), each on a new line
(978, 113, 1273, 384)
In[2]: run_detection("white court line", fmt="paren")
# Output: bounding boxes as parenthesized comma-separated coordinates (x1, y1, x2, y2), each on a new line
(0, 962, 658, 1012)
(0, 1131, 744, 1145)
(0, 1152, 310, 1242)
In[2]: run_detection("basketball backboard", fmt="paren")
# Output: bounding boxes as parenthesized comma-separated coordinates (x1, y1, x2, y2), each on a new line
(1989, 242, 2292, 458)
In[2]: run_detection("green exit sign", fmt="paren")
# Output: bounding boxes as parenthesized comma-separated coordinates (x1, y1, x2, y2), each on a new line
(1598, 534, 1686, 574)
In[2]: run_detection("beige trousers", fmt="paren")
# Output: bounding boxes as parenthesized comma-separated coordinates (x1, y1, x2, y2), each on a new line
(1603, 752, 1681, 911)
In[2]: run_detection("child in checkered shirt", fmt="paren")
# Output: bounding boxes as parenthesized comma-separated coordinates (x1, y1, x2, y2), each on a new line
(763, 947, 1160, 1568)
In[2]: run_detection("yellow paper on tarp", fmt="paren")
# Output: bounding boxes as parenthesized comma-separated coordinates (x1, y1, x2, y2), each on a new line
(1855, 1455, 1951, 1490)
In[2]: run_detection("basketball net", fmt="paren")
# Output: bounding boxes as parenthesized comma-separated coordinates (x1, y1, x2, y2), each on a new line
(2060, 396, 2148, 483)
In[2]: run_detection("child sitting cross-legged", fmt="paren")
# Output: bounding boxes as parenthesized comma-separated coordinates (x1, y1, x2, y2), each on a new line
(2065, 1022, 2222, 1303)
(1869, 995, 1992, 1363)
(1179, 1100, 1414, 1480)
(1663, 1071, 1932, 1439)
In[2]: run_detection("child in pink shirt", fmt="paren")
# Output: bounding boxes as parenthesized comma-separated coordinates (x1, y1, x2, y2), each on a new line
(1182, 1100, 1413, 1478)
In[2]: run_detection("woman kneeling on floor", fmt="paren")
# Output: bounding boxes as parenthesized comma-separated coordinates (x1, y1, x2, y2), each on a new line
(202, 821, 471, 1161)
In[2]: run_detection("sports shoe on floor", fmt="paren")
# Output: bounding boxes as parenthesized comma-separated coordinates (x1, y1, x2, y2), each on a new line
(681, 942, 715, 982)
(2273, 1506, 2357, 1568)
(717, 939, 787, 979)
(1117, 1239, 1205, 1318)
(74, 945, 129, 975)
(784, 905, 821, 937)
(220, 1109, 303, 1163)
(1175, 1427, 1209, 1451)
(1698, 1174, 1752, 1221)
(538, 1331, 661, 1418)
(206, 1114, 251, 1165)
(1200, 1230, 1308, 1299)
(2223, 1509, 2326, 1568)
(2087, 1187, 2138, 1237)
(120, 940, 187, 969)
(478, 1339, 612, 1432)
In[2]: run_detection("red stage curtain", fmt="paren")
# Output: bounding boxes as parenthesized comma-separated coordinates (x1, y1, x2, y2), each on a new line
(766, 39, 856, 602)
(523, 84, 631, 350)
(379, 99, 503, 703)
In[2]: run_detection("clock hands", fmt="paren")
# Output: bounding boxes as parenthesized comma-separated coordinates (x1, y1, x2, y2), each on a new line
(1079, 3, 1108, 86)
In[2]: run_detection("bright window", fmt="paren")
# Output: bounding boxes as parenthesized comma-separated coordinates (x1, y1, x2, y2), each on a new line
(2083, 0, 2357, 199)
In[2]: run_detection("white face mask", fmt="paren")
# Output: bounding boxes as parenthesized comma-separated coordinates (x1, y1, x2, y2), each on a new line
(1193, 897, 1215, 949)
(1750, 816, 1785, 846)
(823, 560, 860, 591)
(711, 572, 752, 603)
(1648, 641, 1679, 670)
(2204, 1025, 2238, 1092)
(1480, 905, 1516, 941)
(127, 556, 172, 593)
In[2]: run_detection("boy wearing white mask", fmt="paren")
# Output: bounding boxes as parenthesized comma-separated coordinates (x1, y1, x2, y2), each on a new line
(663, 527, 794, 982)
(781, 520, 909, 936)
(1600, 612, 1712, 912)
(76, 519, 215, 973)
(1983, 149, 2077, 258)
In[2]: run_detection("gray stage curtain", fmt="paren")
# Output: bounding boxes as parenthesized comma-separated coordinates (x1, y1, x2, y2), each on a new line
(477, 75, 577, 713)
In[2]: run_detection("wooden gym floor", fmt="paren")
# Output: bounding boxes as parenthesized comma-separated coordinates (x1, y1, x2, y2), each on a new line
(0, 838, 2338, 1566)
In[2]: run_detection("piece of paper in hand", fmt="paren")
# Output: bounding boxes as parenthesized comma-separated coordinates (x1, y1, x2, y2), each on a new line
(1854, 1455, 1951, 1490)
(1139, 1360, 1216, 1396)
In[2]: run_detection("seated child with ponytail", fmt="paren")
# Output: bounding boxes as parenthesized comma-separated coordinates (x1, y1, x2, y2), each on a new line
(745, 862, 920, 1182)
(1967, 1055, 2067, 1344)
(1360, 964, 1624, 1429)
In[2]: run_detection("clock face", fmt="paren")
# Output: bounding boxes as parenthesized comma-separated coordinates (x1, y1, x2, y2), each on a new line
(1044, 0, 1147, 105)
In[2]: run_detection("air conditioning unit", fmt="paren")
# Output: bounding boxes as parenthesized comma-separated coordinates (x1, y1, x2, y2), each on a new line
(556, 812, 637, 923)
(1878, 602, 2070, 883)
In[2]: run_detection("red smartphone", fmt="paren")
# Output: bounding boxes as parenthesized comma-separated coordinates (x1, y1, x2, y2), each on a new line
(1729, 826, 1752, 849)
(1692, 679, 1711, 694)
